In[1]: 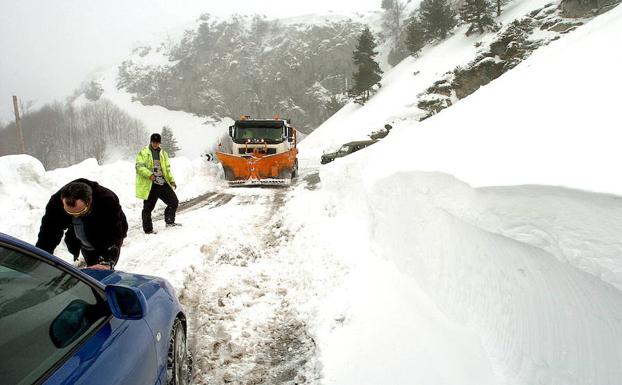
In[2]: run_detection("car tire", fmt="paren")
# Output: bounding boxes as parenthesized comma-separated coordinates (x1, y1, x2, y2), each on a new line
(167, 318, 191, 385)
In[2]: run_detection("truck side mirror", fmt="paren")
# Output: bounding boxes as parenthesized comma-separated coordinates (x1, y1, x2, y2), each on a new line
(228, 126, 234, 137)
(286, 127, 293, 142)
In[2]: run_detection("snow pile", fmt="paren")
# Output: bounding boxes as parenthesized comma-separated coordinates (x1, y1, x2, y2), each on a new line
(0, 154, 223, 246)
(301, 165, 622, 384)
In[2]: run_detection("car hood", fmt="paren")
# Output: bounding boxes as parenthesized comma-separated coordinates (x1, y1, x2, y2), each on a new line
(82, 268, 173, 301)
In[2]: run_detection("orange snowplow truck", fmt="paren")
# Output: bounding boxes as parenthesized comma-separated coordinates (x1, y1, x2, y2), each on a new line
(216, 116, 299, 186)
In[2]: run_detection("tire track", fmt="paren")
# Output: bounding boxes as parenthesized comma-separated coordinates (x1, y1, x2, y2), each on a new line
(129, 192, 235, 230)
(178, 187, 318, 385)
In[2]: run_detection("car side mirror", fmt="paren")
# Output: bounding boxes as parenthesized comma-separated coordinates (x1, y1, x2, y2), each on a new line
(105, 285, 148, 320)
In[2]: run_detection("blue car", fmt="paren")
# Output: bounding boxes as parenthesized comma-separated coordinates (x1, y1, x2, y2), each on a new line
(0, 232, 192, 385)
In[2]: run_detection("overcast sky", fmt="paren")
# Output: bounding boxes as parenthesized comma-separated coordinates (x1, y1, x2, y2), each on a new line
(0, 0, 380, 123)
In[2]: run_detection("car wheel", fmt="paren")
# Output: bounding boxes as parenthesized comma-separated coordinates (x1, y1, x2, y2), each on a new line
(167, 318, 191, 385)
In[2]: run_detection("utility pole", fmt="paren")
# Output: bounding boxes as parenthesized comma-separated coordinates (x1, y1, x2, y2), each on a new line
(12, 95, 26, 153)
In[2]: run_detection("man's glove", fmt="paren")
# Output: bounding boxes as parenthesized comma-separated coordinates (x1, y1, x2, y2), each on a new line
(96, 257, 115, 270)
(73, 252, 80, 262)
(171, 182, 177, 189)
(104, 245, 120, 265)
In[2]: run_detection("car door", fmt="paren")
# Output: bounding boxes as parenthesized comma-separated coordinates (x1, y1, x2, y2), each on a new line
(0, 238, 158, 385)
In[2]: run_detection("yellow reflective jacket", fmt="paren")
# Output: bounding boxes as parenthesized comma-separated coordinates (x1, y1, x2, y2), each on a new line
(135, 146, 176, 200)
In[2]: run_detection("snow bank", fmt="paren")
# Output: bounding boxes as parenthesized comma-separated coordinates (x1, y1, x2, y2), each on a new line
(297, 159, 622, 384)
(0, 154, 223, 247)
(382, 172, 622, 384)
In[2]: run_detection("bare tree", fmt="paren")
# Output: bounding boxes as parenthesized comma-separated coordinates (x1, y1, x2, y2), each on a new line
(382, 0, 406, 46)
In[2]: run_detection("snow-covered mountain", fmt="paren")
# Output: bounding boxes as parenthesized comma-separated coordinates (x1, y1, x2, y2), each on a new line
(62, 11, 385, 160)
(65, 6, 415, 160)
(1, 0, 621, 384)
(78, 13, 376, 141)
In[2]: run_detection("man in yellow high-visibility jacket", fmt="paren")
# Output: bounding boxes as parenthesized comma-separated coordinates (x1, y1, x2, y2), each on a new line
(135, 133, 179, 234)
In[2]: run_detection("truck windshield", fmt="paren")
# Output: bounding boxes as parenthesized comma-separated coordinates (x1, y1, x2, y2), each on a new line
(234, 126, 284, 143)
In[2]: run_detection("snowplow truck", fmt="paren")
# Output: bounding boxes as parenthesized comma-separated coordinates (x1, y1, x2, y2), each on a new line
(216, 117, 299, 186)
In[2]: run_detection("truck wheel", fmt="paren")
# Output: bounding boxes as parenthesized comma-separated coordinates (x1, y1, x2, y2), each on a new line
(291, 159, 299, 179)
(278, 168, 291, 180)
(223, 167, 234, 181)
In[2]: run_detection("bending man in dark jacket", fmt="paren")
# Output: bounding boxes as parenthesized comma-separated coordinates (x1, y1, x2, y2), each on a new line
(36, 179, 128, 270)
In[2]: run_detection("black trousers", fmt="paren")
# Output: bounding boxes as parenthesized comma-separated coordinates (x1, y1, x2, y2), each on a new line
(142, 183, 179, 232)
(81, 242, 122, 267)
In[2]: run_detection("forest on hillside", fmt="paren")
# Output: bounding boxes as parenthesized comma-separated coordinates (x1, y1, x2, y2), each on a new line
(117, 14, 366, 133)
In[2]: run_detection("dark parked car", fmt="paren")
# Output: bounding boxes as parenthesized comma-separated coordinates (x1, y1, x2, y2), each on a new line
(0, 232, 191, 385)
(320, 139, 378, 164)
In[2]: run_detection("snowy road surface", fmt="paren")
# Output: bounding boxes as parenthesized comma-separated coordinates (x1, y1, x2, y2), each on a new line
(120, 177, 322, 384)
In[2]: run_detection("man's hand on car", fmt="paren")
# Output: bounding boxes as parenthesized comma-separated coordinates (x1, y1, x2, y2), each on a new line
(88, 263, 113, 270)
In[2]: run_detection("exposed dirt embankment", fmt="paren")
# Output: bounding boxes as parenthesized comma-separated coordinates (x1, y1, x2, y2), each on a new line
(417, 1, 619, 119)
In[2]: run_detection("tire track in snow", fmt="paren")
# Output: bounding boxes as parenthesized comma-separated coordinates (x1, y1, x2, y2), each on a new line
(178, 188, 318, 385)
(127, 192, 236, 232)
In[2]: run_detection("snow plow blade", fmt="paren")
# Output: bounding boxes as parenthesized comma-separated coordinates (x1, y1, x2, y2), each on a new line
(216, 149, 298, 186)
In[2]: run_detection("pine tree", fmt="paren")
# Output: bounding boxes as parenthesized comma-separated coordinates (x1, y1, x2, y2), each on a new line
(161, 126, 180, 157)
(325, 95, 345, 116)
(419, 0, 457, 40)
(405, 17, 427, 55)
(496, 0, 504, 16)
(351, 27, 383, 102)
(84, 81, 104, 101)
(460, 0, 497, 35)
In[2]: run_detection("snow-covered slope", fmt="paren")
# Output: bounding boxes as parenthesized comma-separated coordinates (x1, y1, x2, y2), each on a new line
(301, 0, 622, 195)
(74, 69, 232, 159)
(291, 1, 622, 384)
(369, 5, 622, 195)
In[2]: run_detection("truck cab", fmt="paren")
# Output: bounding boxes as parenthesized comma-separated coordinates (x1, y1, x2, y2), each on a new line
(217, 116, 299, 186)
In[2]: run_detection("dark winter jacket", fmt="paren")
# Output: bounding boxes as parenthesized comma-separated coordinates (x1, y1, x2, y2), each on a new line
(36, 178, 128, 263)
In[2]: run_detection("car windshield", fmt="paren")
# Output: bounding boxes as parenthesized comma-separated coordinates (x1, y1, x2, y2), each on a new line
(234, 126, 283, 142)
(337, 145, 350, 155)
